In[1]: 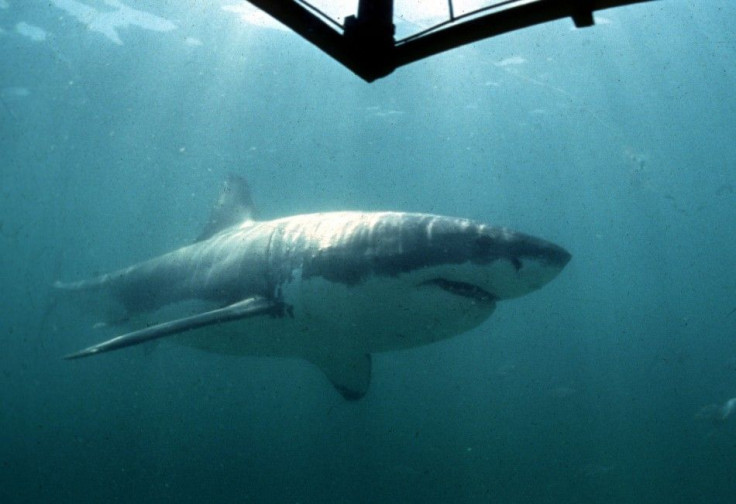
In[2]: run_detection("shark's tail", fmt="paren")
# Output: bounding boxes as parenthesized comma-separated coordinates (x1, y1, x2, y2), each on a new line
(53, 271, 118, 292)
(53, 275, 128, 325)
(55, 279, 94, 291)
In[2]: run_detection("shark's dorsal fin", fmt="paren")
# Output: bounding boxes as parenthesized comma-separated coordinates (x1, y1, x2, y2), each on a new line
(197, 174, 257, 242)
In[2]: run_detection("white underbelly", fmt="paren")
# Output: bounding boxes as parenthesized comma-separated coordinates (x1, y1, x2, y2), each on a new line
(170, 268, 496, 358)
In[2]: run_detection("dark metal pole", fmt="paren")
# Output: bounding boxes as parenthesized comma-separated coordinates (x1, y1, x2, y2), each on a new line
(344, 0, 396, 80)
(356, 0, 394, 25)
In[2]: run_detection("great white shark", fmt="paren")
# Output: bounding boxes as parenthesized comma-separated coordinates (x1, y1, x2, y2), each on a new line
(56, 175, 571, 399)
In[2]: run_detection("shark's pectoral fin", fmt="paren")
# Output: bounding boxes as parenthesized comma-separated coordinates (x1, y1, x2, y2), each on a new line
(65, 297, 283, 360)
(309, 352, 372, 400)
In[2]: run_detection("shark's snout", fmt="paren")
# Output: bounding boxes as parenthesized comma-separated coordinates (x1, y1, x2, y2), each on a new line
(527, 236, 572, 269)
(468, 230, 571, 300)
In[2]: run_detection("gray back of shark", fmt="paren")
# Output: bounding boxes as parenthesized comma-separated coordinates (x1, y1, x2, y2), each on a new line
(56, 175, 571, 399)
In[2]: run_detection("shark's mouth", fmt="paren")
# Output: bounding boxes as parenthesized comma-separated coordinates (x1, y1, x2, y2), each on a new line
(423, 278, 496, 303)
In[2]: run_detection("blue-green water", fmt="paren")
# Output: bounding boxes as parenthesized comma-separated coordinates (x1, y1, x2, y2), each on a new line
(2, 1, 736, 502)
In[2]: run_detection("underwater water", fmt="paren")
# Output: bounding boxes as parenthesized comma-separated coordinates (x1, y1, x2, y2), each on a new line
(2, 0, 736, 502)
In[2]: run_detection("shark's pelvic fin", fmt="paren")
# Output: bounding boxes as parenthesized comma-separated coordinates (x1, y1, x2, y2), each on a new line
(65, 297, 282, 360)
(309, 352, 372, 400)
(196, 174, 257, 242)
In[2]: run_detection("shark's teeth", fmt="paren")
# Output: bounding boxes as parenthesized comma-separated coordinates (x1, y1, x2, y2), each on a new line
(421, 278, 496, 303)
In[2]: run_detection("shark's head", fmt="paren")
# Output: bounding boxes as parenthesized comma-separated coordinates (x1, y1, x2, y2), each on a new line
(301, 212, 571, 304)
(289, 212, 571, 350)
(412, 218, 573, 302)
